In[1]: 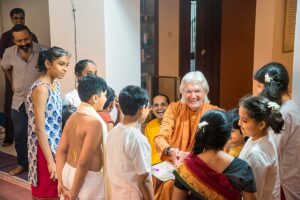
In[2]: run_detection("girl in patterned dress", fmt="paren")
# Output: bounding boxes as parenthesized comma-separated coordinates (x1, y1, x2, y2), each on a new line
(27, 47, 71, 199)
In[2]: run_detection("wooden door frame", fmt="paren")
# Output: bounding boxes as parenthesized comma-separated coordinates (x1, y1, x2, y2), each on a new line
(179, 0, 222, 105)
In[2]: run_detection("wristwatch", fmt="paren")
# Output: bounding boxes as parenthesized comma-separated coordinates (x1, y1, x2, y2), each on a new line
(165, 146, 172, 156)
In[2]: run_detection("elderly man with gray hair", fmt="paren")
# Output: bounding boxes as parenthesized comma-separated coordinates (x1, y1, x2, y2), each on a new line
(153, 71, 219, 200)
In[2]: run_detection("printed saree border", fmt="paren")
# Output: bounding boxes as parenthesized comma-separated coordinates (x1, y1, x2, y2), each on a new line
(174, 164, 226, 200)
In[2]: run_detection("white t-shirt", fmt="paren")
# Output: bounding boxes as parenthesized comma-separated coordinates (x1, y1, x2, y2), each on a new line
(239, 134, 280, 200)
(106, 123, 151, 200)
(271, 100, 300, 199)
(63, 89, 81, 107)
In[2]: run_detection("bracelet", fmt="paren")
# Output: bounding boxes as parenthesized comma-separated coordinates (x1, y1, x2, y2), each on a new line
(165, 146, 172, 156)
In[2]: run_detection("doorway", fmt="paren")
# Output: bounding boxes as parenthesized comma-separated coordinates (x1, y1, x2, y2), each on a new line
(179, 0, 222, 105)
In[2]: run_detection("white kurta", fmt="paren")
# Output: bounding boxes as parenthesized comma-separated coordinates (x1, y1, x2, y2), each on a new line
(272, 100, 300, 199)
(106, 123, 151, 200)
(239, 134, 280, 200)
(63, 89, 81, 107)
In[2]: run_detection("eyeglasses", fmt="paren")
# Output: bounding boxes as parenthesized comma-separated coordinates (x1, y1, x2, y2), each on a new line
(184, 89, 204, 95)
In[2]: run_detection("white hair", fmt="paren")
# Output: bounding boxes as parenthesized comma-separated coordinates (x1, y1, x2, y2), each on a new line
(179, 71, 210, 103)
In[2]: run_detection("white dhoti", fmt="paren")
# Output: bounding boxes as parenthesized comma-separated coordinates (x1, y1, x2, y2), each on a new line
(61, 162, 105, 200)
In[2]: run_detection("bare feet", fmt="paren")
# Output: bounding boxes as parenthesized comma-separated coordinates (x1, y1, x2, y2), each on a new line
(8, 165, 27, 176)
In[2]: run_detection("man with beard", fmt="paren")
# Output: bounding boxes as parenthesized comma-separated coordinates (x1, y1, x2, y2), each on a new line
(0, 8, 38, 147)
(1, 24, 41, 175)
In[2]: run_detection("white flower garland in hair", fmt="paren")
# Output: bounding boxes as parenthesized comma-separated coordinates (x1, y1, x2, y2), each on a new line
(264, 73, 272, 83)
(198, 121, 209, 132)
(268, 101, 280, 112)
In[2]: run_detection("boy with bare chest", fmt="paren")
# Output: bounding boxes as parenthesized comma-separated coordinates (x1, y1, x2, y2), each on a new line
(56, 74, 107, 200)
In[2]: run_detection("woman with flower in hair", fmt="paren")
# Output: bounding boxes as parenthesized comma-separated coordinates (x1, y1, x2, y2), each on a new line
(173, 110, 257, 200)
(239, 95, 284, 200)
(254, 62, 300, 199)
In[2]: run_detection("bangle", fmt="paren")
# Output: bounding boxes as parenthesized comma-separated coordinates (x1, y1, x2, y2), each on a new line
(165, 146, 171, 156)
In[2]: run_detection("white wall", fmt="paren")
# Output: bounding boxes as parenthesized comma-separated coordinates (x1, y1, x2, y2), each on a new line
(0, 0, 50, 112)
(48, 0, 141, 97)
(0, 0, 50, 47)
(293, 0, 300, 106)
(104, 0, 141, 94)
(48, 0, 106, 95)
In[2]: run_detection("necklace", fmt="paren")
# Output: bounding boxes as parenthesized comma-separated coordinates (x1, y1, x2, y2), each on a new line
(50, 83, 57, 91)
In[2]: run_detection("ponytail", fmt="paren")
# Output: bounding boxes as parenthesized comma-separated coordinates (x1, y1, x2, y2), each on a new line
(192, 129, 206, 154)
(267, 110, 284, 134)
(240, 95, 284, 134)
(37, 46, 71, 73)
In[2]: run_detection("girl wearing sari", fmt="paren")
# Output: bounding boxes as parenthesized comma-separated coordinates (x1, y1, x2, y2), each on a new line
(173, 110, 257, 200)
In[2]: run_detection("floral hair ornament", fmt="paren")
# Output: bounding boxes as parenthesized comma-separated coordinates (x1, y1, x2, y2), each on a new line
(264, 73, 272, 83)
(198, 121, 209, 132)
(268, 101, 280, 112)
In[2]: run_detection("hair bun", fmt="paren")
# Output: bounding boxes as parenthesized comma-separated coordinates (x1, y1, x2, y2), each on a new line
(268, 111, 284, 133)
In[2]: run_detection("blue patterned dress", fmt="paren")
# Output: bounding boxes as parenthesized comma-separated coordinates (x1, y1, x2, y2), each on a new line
(27, 80, 62, 186)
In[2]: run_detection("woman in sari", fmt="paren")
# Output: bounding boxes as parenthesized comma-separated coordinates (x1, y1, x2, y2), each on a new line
(173, 110, 257, 200)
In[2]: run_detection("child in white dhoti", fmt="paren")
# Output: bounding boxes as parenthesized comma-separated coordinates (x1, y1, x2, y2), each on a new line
(56, 74, 108, 200)
(238, 96, 284, 200)
(106, 85, 154, 200)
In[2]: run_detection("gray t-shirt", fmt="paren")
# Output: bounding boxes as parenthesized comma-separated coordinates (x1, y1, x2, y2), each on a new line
(1, 42, 41, 111)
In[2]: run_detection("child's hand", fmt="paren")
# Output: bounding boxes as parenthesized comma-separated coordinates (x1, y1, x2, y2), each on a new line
(57, 181, 64, 197)
(176, 151, 189, 167)
(47, 160, 57, 180)
(63, 189, 76, 200)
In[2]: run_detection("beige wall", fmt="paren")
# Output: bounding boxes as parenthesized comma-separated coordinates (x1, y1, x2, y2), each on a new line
(158, 0, 180, 101)
(253, 0, 294, 94)
(272, 0, 294, 90)
(158, 0, 179, 77)
(220, 0, 256, 109)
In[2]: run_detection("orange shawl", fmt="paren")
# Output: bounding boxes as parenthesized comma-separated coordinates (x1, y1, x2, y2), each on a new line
(154, 101, 218, 160)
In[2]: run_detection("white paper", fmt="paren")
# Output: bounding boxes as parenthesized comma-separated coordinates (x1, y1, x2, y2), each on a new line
(152, 161, 176, 181)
